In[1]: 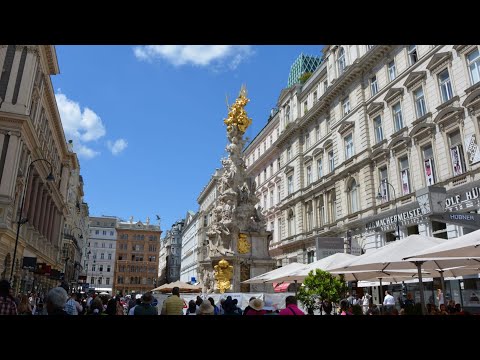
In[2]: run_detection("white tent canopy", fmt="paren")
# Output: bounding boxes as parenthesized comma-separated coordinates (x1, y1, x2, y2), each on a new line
(266, 253, 359, 284)
(404, 228, 480, 259)
(242, 262, 305, 284)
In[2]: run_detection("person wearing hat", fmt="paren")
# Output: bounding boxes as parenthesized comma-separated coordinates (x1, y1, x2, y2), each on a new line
(263, 299, 278, 315)
(0, 280, 17, 315)
(198, 301, 215, 315)
(134, 292, 158, 315)
(244, 298, 266, 315)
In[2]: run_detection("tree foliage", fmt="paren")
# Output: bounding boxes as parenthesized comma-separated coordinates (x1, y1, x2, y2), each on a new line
(299, 72, 313, 84)
(297, 269, 348, 311)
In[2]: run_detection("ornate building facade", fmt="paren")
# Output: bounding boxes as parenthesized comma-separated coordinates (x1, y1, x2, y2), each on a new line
(113, 217, 161, 295)
(158, 219, 184, 285)
(179, 210, 199, 284)
(84, 216, 118, 294)
(245, 45, 480, 267)
(0, 45, 88, 294)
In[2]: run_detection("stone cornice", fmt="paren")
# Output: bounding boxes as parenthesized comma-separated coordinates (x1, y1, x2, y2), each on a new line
(366, 102, 384, 116)
(43, 45, 60, 75)
(337, 121, 354, 135)
(403, 71, 427, 90)
(384, 87, 404, 105)
(426, 51, 452, 74)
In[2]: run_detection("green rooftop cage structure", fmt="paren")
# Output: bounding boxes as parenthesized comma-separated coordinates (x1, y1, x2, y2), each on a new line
(287, 53, 323, 87)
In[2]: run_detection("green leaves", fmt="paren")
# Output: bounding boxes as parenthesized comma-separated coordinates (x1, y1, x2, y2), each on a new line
(297, 269, 347, 310)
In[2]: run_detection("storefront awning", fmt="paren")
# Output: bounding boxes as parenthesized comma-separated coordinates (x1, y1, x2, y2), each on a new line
(273, 282, 290, 292)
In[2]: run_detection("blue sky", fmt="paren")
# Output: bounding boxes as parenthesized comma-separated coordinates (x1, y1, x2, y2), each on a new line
(52, 45, 323, 233)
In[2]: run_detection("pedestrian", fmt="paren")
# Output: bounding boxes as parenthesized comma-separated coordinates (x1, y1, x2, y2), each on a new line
(134, 292, 158, 315)
(279, 296, 305, 316)
(46, 287, 68, 315)
(0, 280, 18, 315)
(160, 287, 184, 315)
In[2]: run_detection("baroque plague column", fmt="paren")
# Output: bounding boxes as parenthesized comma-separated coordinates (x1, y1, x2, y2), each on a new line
(200, 86, 275, 293)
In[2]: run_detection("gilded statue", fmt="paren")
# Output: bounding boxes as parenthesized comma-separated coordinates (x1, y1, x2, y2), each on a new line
(214, 259, 234, 294)
(237, 233, 251, 254)
(223, 85, 252, 134)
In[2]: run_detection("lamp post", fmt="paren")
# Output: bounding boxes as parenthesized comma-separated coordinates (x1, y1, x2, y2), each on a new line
(10, 158, 54, 283)
(376, 181, 400, 240)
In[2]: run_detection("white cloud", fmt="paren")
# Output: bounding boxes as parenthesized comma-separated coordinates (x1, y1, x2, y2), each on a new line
(76, 144, 100, 159)
(56, 92, 125, 159)
(133, 45, 253, 70)
(107, 139, 128, 155)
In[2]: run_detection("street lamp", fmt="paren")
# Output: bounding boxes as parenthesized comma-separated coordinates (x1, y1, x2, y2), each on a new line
(10, 158, 54, 283)
(376, 181, 400, 240)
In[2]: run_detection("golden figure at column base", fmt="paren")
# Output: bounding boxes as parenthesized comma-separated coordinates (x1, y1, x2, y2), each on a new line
(223, 85, 252, 134)
(214, 259, 234, 294)
(237, 233, 250, 254)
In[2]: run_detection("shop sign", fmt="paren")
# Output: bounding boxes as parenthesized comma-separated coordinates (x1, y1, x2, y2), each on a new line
(365, 208, 423, 230)
(22, 257, 37, 271)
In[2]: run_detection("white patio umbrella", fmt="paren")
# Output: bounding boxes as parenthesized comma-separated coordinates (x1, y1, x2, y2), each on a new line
(261, 253, 359, 284)
(328, 235, 452, 314)
(403, 228, 480, 259)
(241, 262, 305, 284)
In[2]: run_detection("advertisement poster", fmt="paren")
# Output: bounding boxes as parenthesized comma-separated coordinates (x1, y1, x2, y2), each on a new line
(401, 169, 410, 195)
(465, 134, 480, 165)
(424, 158, 435, 185)
(450, 146, 463, 176)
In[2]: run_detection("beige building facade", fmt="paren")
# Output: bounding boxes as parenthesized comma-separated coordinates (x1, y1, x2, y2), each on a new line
(0, 45, 88, 294)
(245, 45, 480, 266)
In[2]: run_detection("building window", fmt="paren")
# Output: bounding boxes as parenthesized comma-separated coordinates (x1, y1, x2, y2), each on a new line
(414, 87, 427, 118)
(270, 163, 273, 176)
(264, 168, 267, 183)
(287, 209, 295, 236)
(348, 179, 359, 213)
(110, 231, 114, 236)
(99, 265, 103, 272)
(317, 158, 323, 179)
(257, 148, 260, 158)
(328, 150, 335, 172)
(100, 253, 104, 260)
(392, 102, 403, 131)
(106, 278, 110, 285)
(277, 186, 281, 203)
(342, 97, 350, 116)
(270, 190, 274, 207)
(337, 47, 346, 75)
(408, 45, 418, 65)
(306, 166, 312, 185)
(316, 126, 320, 141)
(304, 100, 308, 115)
(270, 135, 273, 146)
(379, 167, 389, 202)
(323, 80, 328, 93)
(307, 250, 315, 264)
(370, 75, 378, 96)
(287, 175, 293, 195)
(317, 195, 325, 226)
(109, 243, 113, 248)
(467, 48, 480, 85)
(277, 157, 281, 170)
(306, 202, 313, 231)
(330, 191, 337, 222)
(287, 146, 292, 161)
(252, 152, 255, 162)
(367, 45, 374, 51)
(107, 265, 111, 272)
(277, 218, 282, 241)
(344, 134, 354, 160)
(108, 253, 112, 260)
(91, 277, 95, 284)
(423, 144, 436, 186)
(399, 156, 411, 196)
(263, 193, 267, 209)
(449, 130, 466, 176)
(285, 105, 290, 123)
(102, 230, 106, 235)
(95, 230, 99, 235)
(326, 118, 331, 133)
(438, 69, 453, 103)
(313, 91, 318, 104)
(373, 115, 384, 143)
(264, 141, 267, 152)
(102, 242, 105, 248)
(388, 60, 396, 81)
(305, 133, 310, 148)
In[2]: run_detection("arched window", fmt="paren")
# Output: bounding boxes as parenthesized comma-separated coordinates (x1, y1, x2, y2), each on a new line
(285, 105, 291, 123)
(288, 209, 295, 236)
(316, 195, 325, 227)
(337, 47, 346, 75)
(306, 202, 313, 231)
(348, 179, 359, 213)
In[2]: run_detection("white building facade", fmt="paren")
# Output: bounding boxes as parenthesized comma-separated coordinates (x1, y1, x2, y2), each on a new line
(85, 216, 118, 294)
(179, 210, 199, 283)
(245, 45, 480, 267)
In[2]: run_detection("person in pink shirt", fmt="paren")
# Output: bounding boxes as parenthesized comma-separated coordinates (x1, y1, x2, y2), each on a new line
(279, 296, 305, 316)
